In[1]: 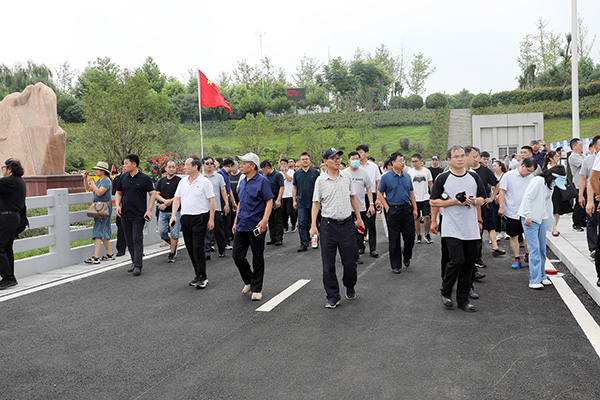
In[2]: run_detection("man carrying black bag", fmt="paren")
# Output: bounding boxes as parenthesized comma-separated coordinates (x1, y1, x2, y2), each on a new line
(0, 158, 27, 290)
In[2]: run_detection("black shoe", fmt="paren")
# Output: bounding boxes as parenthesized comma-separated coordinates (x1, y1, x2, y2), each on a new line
(0, 279, 18, 290)
(266, 241, 276, 245)
(297, 245, 308, 252)
(116, 252, 126, 257)
(392, 268, 401, 274)
(597, 278, 600, 287)
(416, 235, 422, 244)
(189, 279, 198, 287)
(492, 248, 506, 256)
(205, 255, 211, 261)
(370, 251, 379, 258)
(126, 265, 134, 273)
(469, 288, 480, 299)
(167, 252, 176, 263)
(441, 295, 453, 308)
(475, 259, 487, 268)
(132, 267, 142, 276)
(356, 257, 364, 265)
(403, 259, 410, 268)
(474, 271, 486, 281)
(195, 279, 208, 289)
(573, 225, 584, 232)
(358, 248, 365, 255)
(275, 240, 283, 246)
(458, 303, 477, 312)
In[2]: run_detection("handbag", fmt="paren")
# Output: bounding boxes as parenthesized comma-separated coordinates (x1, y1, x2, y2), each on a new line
(87, 202, 110, 219)
(560, 182, 578, 202)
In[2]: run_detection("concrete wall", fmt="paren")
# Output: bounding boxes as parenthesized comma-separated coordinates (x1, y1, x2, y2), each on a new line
(472, 113, 544, 159)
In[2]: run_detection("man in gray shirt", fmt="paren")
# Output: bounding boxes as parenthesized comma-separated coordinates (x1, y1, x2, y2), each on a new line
(347, 151, 375, 264)
(202, 156, 230, 259)
(569, 138, 586, 231)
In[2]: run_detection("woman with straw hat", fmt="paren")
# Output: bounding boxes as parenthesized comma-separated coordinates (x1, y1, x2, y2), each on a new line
(83, 162, 114, 264)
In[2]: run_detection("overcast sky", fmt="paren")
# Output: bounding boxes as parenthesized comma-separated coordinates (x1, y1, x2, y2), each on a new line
(4, 0, 600, 96)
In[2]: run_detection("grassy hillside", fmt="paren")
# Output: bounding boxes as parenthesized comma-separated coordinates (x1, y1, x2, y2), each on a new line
(543, 118, 600, 144)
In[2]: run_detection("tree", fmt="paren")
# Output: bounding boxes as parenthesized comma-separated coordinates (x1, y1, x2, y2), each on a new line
(448, 89, 474, 109)
(140, 57, 166, 94)
(80, 68, 178, 167)
(301, 123, 327, 161)
(234, 112, 273, 156)
(406, 53, 436, 95)
(293, 55, 322, 87)
(55, 62, 76, 95)
(162, 79, 186, 98)
(323, 57, 355, 111)
(0, 61, 55, 98)
(74, 57, 119, 98)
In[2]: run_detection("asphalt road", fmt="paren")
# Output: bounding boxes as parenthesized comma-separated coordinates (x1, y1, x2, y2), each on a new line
(2, 222, 600, 399)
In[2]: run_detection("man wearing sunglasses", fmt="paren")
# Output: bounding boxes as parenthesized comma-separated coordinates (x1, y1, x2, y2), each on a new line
(202, 156, 229, 260)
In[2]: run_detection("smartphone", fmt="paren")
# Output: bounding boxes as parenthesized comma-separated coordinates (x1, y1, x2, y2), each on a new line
(144, 216, 151, 222)
(253, 227, 261, 236)
(170, 220, 176, 228)
(532, 140, 540, 145)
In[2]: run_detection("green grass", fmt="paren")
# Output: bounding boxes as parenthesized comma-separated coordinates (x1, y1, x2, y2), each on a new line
(15, 234, 118, 260)
(543, 118, 600, 144)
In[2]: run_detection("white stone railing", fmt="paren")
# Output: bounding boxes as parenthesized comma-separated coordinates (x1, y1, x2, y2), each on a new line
(14, 188, 161, 279)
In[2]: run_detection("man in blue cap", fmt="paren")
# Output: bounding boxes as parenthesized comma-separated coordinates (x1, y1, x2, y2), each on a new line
(310, 147, 364, 309)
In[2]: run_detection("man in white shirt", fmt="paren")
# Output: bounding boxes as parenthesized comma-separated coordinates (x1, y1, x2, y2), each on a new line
(569, 138, 586, 231)
(279, 158, 297, 233)
(408, 153, 433, 244)
(587, 148, 600, 287)
(356, 144, 381, 258)
(170, 157, 215, 289)
(498, 158, 537, 269)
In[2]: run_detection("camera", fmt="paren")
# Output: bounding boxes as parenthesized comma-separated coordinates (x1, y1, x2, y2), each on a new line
(455, 191, 467, 203)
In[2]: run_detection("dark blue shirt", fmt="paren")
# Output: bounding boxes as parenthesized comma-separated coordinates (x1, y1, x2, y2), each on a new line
(236, 173, 274, 232)
(116, 170, 155, 217)
(378, 170, 413, 205)
(292, 167, 320, 209)
(532, 151, 546, 168)
(217, 168, 231, 194)
(266, 170, 284, 197)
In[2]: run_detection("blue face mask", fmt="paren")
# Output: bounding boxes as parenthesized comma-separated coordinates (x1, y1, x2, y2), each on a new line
(350, 160, 361, 169)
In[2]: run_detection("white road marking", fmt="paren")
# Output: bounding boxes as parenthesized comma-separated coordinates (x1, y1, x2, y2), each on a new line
(0, 248, 179, 303)
(546, 259, 600, 358)
(256, 279, 310, 312)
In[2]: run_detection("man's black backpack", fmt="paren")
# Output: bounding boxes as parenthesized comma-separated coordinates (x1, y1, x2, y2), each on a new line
(15, 205, 29, 238)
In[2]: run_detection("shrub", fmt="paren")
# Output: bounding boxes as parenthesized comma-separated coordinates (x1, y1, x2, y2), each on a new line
(389, 96, 407, 109)
(471, 93, 491, 108)
(399, 137, 410, 150)
(406, 94, 424, 109)
(425, 93, 449, 109)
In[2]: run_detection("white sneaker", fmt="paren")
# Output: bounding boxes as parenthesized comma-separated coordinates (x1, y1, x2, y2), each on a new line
(541, 279, 553, 286)
(529, 283, 544, 290)
(241, 284, 251, 294)
(225, 244, 233, 250)
(251, 292, 263, 301)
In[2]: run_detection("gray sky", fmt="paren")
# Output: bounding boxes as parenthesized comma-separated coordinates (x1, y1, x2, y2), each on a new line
(4, 0, 600, 96)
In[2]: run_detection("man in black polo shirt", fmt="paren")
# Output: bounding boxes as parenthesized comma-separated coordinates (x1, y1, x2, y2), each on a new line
(260, 160, 285, 246)
(115, 154, 156, 276)
(0, 158, 26, 290)
(292, 152, 320, 252)
(155, 160, 182, 263)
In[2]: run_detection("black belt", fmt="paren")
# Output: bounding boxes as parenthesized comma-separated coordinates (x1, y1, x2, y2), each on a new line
(388, 203, 410, 208)
(0, 210, 18, 215)
(324, 216, 353, 225)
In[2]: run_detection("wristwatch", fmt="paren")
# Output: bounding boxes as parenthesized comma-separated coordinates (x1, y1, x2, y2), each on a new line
(441, 193, 449, 200)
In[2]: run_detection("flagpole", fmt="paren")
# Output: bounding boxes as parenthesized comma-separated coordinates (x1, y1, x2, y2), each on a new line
(197, 70, 204, 159)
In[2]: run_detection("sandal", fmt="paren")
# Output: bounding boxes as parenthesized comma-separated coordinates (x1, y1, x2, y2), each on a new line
(552, 231, 560, 237)
(85, 256, 101, 264)
(101, 254, 116, 261)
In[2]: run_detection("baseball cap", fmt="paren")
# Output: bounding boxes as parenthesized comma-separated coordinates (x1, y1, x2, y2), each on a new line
(236, 153, 260, 169)
(431, 155, 440, 160)
(322, 147, 343, 160)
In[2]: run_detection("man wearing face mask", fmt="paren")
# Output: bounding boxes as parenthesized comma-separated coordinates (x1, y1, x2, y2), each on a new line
(347, 151, 375, 264)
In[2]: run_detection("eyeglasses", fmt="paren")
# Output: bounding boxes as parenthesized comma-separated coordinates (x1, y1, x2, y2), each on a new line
(328, 156, 341, 161)
(0, 166, 5, 170)
(204, 162, 214, 166)
(394, 159, 405, 163)
(451, 154, 466, 159)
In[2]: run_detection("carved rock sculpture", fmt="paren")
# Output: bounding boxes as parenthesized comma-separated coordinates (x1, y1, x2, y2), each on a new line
(0, 83, 66, 175)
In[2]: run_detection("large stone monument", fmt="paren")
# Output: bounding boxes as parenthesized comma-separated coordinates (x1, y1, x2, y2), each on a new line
(0, 83, 83, 195)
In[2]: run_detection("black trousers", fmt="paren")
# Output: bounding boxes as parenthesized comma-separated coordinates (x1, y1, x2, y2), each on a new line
(586, 196, 598, 252)
(386, 204, 415, 270)
(356, 211, 368, 252)
(320, 218, 358, 302)
(121, 216, 145, 269)
(181, 213, 209, 281)
(573, 200, 587, 228)
(0, 214, 19, 282)
(115, 215, 127, 254)
(363, 194, 377, 252)
(441, 238, 477, 305)
(205, 211, 226, 256)
(268, 205, 284, 242)
(232, 230, 266, 293)
(281, 197, 296, 230)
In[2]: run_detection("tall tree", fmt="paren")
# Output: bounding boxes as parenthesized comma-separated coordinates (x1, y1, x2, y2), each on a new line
(140, 56, 167, 93)
(323, 57, 355, 111)
(406, 53, 436, 96)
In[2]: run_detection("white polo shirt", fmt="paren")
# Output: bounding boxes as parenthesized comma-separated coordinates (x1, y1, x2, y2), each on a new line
(282, 168, 294, 199)
(174, 174, 215, 215)
(358, 160, 380, 194)
(498, 169, 534, 219)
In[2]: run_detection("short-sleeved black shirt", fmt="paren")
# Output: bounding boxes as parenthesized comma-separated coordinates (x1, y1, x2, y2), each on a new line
(116, 170, 155, 217)
(292, 167, 320, 209)
(155, 175, 181, 213)
(266, 170, 284, 198)
(472, 163, 498, 194)
(428, 166, 444, 182)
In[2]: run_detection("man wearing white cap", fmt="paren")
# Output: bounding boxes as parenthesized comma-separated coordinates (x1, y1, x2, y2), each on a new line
(232, 153, 274, 301)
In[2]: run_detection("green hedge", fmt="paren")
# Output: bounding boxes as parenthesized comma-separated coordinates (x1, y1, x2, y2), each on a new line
(427, 107, 450, 158)
(471, 93, 600, 119)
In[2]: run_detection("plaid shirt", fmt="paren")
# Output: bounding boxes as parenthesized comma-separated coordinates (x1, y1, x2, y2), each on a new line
(312, 169, 355, 220)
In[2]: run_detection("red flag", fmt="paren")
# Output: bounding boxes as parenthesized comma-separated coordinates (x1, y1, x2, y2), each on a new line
(111, 165, 116, 174)
(198, 70, 232, 114)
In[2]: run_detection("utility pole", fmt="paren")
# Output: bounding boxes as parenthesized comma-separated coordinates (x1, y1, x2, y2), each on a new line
(571, 0, 580, 139)
(256, 31, 266, 100)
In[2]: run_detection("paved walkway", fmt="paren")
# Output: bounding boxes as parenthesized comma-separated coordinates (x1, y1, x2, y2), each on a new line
(546, 214, 600, 306)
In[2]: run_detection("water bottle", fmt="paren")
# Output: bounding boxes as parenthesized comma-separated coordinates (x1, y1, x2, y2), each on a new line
(311, 234, 319, 249)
